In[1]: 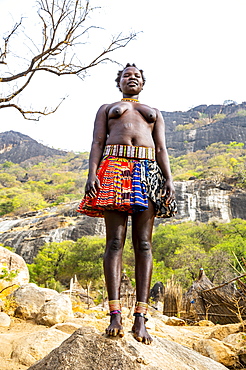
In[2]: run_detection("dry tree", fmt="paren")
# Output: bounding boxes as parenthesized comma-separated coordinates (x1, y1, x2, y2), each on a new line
(0, 0, 136, 120)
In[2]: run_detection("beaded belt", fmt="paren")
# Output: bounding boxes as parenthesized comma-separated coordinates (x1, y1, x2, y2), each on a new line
(103, 144, 155, 160)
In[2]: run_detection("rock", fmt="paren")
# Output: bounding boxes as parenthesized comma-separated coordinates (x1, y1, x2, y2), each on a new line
(0, 245, 29, 290)
(52, 322, 82, 334)
(11, 328, 69, 367)
(0, 206, 106, 263)
(36, 294, 73, 326)
(0, 131, 67, 165)
(173, 180, 246, 223)
(163, 103, 246, 157)
(152, 319, 204, 349)
(10, 283, 59, 319)
(0, 334, 13, 358)
(194, 320, 215, 327)
(207, 323, 242, 340)
(193, 338, 237, 367)
(223, 332, 246, 351)
(165, 316, 186, 326)
(27, 328, 228, 370)
(0, 312, 11, 327)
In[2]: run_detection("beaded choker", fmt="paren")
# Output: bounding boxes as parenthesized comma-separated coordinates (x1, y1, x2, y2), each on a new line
(121, 98, 140, 103)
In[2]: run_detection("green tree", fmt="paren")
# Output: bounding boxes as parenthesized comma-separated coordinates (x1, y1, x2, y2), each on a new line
(0, 173, 18, 187)
(152, 222, 200, 266)
(151, 259, 173, 287)
(64, 237, 105, 289)
(28, 241, 73, 288)
(12, 191, 47, 214)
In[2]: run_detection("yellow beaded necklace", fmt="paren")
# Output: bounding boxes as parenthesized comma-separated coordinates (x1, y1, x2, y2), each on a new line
(121, 98, 140, 103)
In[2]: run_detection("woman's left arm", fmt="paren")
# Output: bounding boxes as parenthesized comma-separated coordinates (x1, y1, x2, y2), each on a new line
(152, 109, 175, 201)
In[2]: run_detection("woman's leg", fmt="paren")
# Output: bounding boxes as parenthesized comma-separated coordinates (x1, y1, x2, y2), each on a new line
(131, 200, 155, 344)
(103, 210, 128, 336)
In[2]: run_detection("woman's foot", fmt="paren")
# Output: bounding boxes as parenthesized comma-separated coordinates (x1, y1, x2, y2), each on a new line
(106, 313, 124, 337)
(132, 316, 152, 345)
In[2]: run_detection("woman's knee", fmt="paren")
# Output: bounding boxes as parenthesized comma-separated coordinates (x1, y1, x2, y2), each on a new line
(136, 240, 152, 253)
(106, 237, 124, 252)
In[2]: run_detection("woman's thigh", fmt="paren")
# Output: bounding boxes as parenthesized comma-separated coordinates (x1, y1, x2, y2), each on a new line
(131, 200, 155, 246)
(104, 210, 128, 247)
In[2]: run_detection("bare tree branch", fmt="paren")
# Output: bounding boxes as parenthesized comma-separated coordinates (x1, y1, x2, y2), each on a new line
(1, 97, 65, 120)
(203, 273, 246, 292)
(0, 0, 137, 120)
(0, 20, 22, 64)
(0, 73, 35, 103)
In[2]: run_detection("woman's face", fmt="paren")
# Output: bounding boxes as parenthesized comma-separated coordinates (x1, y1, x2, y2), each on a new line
(119, 67, 144, 95)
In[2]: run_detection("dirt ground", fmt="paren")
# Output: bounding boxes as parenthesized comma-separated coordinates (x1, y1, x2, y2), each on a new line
(0, 318, 47, 370)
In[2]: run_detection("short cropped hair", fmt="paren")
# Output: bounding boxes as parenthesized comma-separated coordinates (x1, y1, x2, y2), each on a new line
(115, 63, 146, 91)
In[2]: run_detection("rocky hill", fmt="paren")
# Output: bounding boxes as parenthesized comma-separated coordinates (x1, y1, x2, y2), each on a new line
(0, 131, 67, 164)
(162, 101, 246, 157)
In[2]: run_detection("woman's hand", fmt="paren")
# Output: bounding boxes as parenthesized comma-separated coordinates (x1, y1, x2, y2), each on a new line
(162, 178, 175, 204)
(85, 174, 101, 198)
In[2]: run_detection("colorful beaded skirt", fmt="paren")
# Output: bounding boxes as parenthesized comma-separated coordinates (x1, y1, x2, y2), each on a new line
(77, 145, 177, 218)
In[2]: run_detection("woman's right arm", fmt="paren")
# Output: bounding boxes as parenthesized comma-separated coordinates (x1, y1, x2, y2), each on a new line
(85, 104, 108, 198)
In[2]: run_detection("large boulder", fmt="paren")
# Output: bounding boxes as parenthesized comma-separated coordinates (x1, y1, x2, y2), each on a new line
(193, 338, 237, 368)
(0, 245, 29, 290)
(11, 328, 69, 367)
(27, 327, 228, 370)
(9, 283, 59, 319)
(207, 322, 243, 340)
(223, 332, 246, 351)
(223, 332, 246, 366)
(36, 294, 74, 326)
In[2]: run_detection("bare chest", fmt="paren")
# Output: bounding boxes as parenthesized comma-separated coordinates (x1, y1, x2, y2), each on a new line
(107, 102, 157, 124)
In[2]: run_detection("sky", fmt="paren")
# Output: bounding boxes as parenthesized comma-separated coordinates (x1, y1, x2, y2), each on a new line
(0, 0, 246, 152)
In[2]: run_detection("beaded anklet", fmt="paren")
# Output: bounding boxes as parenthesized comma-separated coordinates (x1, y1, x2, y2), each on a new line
(133, 312, 148, 321)
(134, 301, 148, 321)
(110, 310, 122, 315)
(108, 299, 121, 315)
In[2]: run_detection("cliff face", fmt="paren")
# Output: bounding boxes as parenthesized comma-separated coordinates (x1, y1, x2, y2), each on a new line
(162, 102, 246, 157)
(0, 181, 245, 263)
(0, 131, 67, 164)
(174, 180, 246, 223)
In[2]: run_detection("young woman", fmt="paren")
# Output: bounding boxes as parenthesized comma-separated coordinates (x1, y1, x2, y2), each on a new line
(78, 63, 177, 344)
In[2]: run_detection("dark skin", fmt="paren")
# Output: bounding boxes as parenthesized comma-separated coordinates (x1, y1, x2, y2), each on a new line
(85, 66, 175, 344)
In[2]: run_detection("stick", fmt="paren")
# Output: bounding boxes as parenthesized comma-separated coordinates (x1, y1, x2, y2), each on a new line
(203, 273, 246, 292)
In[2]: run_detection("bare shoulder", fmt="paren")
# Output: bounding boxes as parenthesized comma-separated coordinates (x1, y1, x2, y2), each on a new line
(153, 107, 164, 122)
(97, 103, 110, 113)
(152, 107, 162, 115)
